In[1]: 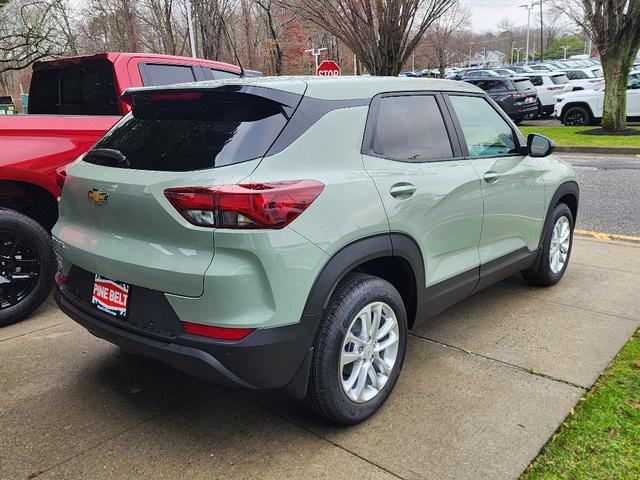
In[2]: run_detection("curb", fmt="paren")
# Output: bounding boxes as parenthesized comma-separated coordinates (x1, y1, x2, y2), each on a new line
(555, 145, 640, 155)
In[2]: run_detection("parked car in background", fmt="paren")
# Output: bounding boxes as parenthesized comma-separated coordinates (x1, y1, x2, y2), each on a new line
(448, 69, 499, 80)
(555, 71, 640, 125)
(564, 68, 605, 91)
(493, 68, 519, 76)
(529, 64, 560, 72)
(52, 76, 578, 425)
(463, 76, 538, 124)
(512, 65, 536, 74)
(526, 72, 573, 117)
(399, 71, 423, 77)
(0, 52, 240, 327)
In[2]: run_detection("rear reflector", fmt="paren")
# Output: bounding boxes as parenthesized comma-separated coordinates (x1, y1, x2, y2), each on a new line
(165, 180, 324, 229)
(182, 321, 254, 340)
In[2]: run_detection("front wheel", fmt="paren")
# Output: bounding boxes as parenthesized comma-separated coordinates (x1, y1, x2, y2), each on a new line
(305, 273, 407, 425)
(522, 203, 574, 287)
(0, 209, 55, 327)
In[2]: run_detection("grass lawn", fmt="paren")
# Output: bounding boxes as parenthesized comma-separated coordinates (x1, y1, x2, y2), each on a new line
(521, 330, 640, 480)
(519, 126, 640, 147)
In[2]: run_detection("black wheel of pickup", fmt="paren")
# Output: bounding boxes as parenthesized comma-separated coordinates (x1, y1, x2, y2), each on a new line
(0, 209, 54, 326)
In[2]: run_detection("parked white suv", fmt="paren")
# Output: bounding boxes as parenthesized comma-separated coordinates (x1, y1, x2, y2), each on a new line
(564, 68, 605, 91)
(555, 72, 640, 125)
(527, 72, 573, 117)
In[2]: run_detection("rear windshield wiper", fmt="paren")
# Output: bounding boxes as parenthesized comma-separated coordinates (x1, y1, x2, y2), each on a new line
(84, 149, 130, 168)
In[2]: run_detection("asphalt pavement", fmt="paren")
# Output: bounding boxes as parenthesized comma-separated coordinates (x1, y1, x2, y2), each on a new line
(558, 153, 640, 237)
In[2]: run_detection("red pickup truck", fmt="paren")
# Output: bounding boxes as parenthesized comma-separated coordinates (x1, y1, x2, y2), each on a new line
(0, 52, 240, 326)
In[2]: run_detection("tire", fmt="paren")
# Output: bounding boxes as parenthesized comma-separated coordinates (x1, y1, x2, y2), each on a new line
(513, 117, 523, 125)
(563, 106, 591, 126)
(0, 209, 55, 327)
(305, 273, 407, 425)
(522, 203, 574, 287)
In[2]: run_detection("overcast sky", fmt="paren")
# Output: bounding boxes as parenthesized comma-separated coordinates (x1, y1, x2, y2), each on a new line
(460, 0, 537, 32)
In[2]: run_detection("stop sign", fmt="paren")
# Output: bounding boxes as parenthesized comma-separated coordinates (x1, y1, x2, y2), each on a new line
(316, 60, 341, 76)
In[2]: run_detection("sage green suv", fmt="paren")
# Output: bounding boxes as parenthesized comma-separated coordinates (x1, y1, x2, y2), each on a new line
(53, 77, 578, 425)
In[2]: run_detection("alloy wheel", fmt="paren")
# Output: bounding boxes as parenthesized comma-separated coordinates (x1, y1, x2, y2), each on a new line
(549, 216, 571, 274)
(565, 110, 586, 126)
(339, 301, 400, 403)
(0, 231, 41, 310)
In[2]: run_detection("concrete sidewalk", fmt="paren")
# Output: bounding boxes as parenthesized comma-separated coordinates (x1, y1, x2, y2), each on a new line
(1, 237, 638, 480)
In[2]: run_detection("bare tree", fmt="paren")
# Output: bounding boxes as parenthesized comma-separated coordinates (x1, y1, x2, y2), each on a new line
(139, 0, 182, 55)
(427, 1, 470, 77)
(0, 0, 70, 74)
(82, 0, 142, 51)
(255, 0, 297, 74)
(554, 0, 640, 132)
(285, 0, 456, 76)
(191, 0, 236, 61)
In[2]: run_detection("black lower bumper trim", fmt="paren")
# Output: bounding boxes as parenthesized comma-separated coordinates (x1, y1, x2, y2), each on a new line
(55, 288, 320, 390)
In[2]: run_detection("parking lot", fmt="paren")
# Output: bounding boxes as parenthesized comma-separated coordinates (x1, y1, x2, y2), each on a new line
(2, 227, 639, 479)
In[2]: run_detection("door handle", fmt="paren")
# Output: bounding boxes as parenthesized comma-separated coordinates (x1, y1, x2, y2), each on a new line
(483, 171, 501, 184)
(389, 182, 417, 199)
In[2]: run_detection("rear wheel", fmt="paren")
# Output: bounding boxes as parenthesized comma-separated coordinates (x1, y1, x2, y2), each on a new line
(305, 273, 407, 425)
(522, 203, 574, 287)
(563, 106, 591, 126)
(0, 210, 55, 327)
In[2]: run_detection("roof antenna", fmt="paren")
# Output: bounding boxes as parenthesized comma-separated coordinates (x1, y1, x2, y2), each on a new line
(219, 15, 245, 77)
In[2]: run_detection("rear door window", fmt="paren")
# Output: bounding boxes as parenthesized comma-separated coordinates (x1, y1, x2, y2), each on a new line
(369, 95, 453, 162)
(87, 90, 294, 171)
(144, 64, 197, 86)
(449, 95, 518, 157)
(211, 69, 239, 79)
(29, 59, 119, 115)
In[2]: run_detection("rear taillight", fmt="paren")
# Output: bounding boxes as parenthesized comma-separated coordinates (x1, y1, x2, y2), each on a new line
(164, 180, 324, 229)
(55, 166, 67, 190)
(182, 321, 254, 340)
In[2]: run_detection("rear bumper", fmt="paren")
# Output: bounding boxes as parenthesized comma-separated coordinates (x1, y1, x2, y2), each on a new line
(54, 286, 319, 392)
(505, 102, 538, 119)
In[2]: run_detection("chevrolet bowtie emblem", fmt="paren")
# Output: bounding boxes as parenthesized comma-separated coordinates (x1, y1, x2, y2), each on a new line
(88, 188, 108, 204)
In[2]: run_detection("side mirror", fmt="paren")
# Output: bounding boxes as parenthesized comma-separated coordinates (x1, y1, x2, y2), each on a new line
(527, 133, 555, 157)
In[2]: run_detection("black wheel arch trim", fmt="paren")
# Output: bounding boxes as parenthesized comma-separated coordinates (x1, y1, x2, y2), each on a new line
(301, 233, 425, 319)
(540, 181, 579, 250)
(562, 102, 594, 124)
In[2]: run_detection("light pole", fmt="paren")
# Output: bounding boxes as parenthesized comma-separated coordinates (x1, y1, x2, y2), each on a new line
(468, 41, 474, 68)
(305, 47, 328, 73)
(186, 2, 196, 58)
(561, 45, 570, 60)
(520, 1, 536, 66)
(510, 41, 515, 65)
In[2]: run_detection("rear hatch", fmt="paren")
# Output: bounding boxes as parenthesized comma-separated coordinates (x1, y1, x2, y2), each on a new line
(54, 83, 305, 297)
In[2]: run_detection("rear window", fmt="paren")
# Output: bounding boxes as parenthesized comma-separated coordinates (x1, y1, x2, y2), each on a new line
(29, 59, 119, 115)
(471, 80, 508, 92)
(144, 64, 197, 86)
(551, 74, 569, 85)
(566, 70, 587, 80)
(528, 76, 543, 86)
(513, 78, 535, 90)
(592, 68, 603, 77)
(87, 90, 291, 172)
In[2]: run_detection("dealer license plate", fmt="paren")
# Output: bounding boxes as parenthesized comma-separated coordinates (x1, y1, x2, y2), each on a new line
(91, 274, 130, 318)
